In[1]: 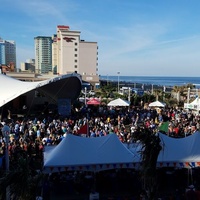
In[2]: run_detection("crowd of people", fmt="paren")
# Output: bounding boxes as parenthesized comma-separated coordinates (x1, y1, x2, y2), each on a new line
(0, 103, 200, 199)
(0, 104, 200, 164)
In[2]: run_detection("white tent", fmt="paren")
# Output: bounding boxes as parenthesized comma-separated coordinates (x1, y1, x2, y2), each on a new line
(186, 97, 200, 110)
(44, 132, 200, 173)
(107, 98, 130, 107)
(157, 132, 200, 168)
(43, 134, 137, 173)
(0, 73, 82, 107)
(149, 100, 166, 107)
(125, 132, 200, 169)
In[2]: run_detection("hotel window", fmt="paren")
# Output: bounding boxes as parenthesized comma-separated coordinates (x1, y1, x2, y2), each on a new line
(75, 48, 77, 51)
(75, 65, 77, 68)
(75, 54, 77, 57)
(75, 43, 78, 46)
(75, 59, 77, 63)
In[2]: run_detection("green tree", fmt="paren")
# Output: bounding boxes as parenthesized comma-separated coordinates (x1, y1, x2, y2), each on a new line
(134, 127, 162, 199)
(153, 89, 163, 101)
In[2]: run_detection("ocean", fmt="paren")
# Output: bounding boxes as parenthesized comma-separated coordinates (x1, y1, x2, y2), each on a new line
(100, 76, 200, 88)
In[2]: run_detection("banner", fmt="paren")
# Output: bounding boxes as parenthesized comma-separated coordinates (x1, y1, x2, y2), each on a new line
(58, 98, 71, 116)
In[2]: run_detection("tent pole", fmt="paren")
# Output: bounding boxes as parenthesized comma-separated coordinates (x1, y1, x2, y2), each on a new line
(190, 168, 193, 185)
(87, 113, 89, 137)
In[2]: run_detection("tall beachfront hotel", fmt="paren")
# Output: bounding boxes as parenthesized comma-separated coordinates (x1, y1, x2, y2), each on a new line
(52, 25, 99, 88)
(0, 37, 16, 67)
(30, 25, 99, 88)
(34, 36, 52, 74)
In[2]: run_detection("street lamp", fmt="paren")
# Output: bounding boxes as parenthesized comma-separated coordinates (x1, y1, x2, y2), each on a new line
(117, 72, 120, 93)
(151, 84, 154, 95)
(187, 88, 190, 104)
(128, 87, 131, 102)
(2, 123, 10, 200)
(107, 74, 108, 86)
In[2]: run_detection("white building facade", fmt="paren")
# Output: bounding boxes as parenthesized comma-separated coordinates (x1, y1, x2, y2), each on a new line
(53, 25, 99, 88)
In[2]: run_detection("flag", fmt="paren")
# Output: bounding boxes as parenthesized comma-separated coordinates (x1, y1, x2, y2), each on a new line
(158, 121, 169, 133)
(77, 123, 88, 135)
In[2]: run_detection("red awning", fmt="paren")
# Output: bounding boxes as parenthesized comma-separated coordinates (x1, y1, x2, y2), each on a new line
(87, 98, 101, 105)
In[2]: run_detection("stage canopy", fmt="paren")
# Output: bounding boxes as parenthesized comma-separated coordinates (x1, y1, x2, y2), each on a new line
(0, 73, 82, 107)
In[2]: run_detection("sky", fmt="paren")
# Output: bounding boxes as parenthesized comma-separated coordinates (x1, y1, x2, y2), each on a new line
(1, 0, 200, 77)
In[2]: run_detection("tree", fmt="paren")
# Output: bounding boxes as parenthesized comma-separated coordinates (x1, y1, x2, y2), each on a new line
(133, 127, 162, 199)
(153, 89, 163, 101)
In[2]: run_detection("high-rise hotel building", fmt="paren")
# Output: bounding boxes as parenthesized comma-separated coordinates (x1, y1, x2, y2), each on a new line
(53, 25, 99, 86)
(33, 26, 99, 87)
(34, 36, 52, 74)
(0, 37, 16, 67)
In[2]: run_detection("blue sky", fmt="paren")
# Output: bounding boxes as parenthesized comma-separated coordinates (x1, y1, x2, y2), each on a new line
(1, 0, 200, 76)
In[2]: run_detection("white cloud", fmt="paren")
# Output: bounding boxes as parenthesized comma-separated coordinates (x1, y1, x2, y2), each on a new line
(98, 32, 200, 76)
(2, 0, 200, 76)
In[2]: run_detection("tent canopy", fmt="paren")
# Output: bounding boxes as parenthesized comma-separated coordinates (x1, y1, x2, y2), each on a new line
(107, 98, 130, 107)
(190, 98, 199, 105)
(157, 132, 200, 165)
(149, 100, 166, 107)
(44, 131, 200, 173)
(187, 97, 200, 110)
(0, 73, 82, 107)
(126, 131, 200, 169)
(43, 133, 137, 173)
(87, 98, 100, 105)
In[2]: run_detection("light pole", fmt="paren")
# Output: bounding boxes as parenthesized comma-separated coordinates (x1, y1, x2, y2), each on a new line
(117, 72, 120, 93)
(107, 74, 108, 86)
(187, 87, 190, 104)
(151, 84, 154, 95)
(163, 86, 166, 101)
(2, 123, 10, 200)
(128, 87, 131, 102)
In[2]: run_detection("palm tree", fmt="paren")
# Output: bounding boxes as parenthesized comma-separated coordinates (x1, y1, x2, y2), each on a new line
(172, 85, 181, 99)
(133, 127, 162, 199)
(172, 84, 195, 103)
(153, 89, 163, 101)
